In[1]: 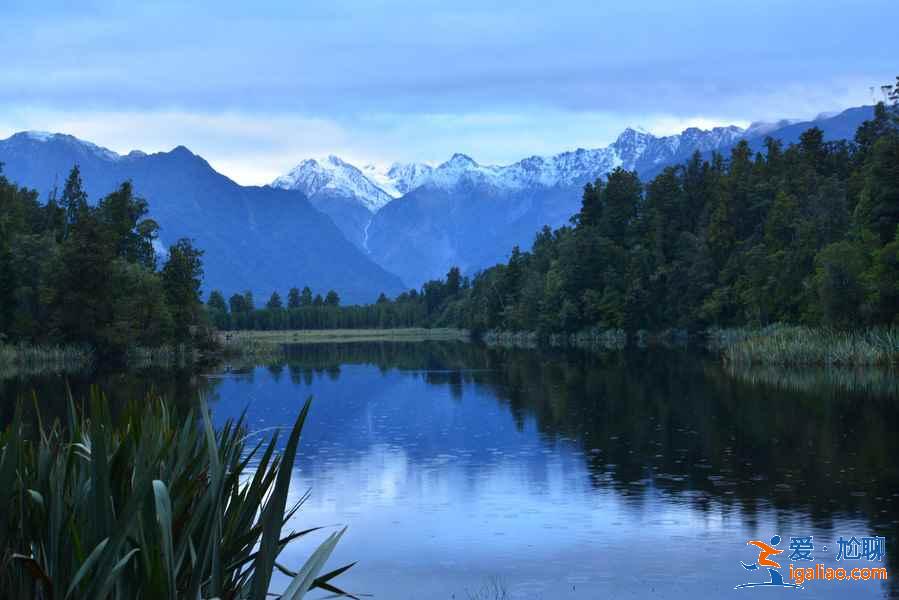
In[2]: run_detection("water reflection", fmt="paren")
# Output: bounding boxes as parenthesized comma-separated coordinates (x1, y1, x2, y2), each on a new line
(2, 341, 896, 598)
(205, 342, 898, 599)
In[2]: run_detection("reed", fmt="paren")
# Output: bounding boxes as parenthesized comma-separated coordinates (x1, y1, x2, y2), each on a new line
(125, 344, 200, 369)
(0, 391, 355, 599)
(483, 328, 627, 350)
(0, 342, 94, 378)
(220, 336, 286, 361)
(715, 324, 899, 366)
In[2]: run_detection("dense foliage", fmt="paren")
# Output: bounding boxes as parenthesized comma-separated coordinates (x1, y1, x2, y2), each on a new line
(360, 99, 899, 336)
(0, 393, 352, 599)
(0, 166, 207, 359)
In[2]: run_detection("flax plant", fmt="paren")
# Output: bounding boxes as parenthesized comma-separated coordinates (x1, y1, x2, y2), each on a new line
(0, 390, 355, 599)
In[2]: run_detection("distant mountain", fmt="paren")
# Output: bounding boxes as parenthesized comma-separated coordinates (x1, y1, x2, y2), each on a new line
(0, 133, 405, 303)
(271, 155, 396, 250)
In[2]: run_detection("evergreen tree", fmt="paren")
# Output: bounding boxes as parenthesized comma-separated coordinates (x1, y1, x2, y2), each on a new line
(161, 239, 204, 341)
(60, 165, 89, 234)
(267, 291, 283, 310)
(287, 287, 301, 308)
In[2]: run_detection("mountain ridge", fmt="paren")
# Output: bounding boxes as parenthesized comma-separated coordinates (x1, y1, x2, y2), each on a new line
(0, 133, 406, 303)
(272, 106, 875, 218)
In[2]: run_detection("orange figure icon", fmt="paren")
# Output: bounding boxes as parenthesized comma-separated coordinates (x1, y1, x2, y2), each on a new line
(746, 539, 784, 568)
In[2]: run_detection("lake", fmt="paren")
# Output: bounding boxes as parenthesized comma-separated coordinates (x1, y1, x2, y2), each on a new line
(3, 341, 898, 598)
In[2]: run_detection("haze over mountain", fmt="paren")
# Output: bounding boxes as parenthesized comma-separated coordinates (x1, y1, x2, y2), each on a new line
(274, 105, 875, 286)
(0, 132, 405, 303)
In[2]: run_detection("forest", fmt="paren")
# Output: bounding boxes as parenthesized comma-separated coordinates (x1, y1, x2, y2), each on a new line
(0, 166, 207, 360)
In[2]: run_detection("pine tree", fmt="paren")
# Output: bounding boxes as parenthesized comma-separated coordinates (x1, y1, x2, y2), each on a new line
(267, 291, 283, 310)
(60, 166, 89, 235)
(300, 286, 313, 306)
(161, 239, 204, 341)
(287, 287, 301, 309)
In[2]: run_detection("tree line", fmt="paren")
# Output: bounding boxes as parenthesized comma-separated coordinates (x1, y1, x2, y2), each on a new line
(205, 286, 429, 330)
(349, 96, 899, 335)
(0, 165, 207, 359)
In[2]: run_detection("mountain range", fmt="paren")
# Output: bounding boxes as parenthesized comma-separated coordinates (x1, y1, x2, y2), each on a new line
(0, 105, 874, 301)
(273, 106, 875, 285)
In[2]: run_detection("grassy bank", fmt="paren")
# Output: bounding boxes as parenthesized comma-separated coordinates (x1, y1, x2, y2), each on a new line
(222, 327, 469, 345)
(713, 324, 899, 366)
(0, 392, 353, 599)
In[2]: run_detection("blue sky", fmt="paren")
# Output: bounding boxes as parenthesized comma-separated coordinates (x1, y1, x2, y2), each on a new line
(2, 0, 896, 184)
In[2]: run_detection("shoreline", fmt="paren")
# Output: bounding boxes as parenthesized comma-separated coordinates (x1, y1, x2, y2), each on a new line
(219, 327, 471, 345)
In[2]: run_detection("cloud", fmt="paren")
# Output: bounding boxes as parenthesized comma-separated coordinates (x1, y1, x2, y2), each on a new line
(2, 0, 896, 181)
(0, 106, 349, 184)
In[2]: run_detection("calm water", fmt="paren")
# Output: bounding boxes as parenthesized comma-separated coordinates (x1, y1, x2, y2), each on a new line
(3, 341, 898, 598)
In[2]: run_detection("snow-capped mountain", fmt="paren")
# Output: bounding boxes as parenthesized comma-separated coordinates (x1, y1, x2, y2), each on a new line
(272, 155, 394, 212)
(361, 108, 874, 286)
(275, 123, 746, 210)
(266, 119, 796, 284)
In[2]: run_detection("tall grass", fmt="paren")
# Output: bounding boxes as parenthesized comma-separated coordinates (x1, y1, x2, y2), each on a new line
(483, 328, 627, 350)
(0, 391, 355, 599)
(125, 344, 197, 369)
(220, 336, 286, 362)
(715, 324, 899, 366)
(0, 342, 94, 378)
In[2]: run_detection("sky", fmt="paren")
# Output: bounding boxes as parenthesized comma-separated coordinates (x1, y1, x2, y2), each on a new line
(2, 0, 897, 185)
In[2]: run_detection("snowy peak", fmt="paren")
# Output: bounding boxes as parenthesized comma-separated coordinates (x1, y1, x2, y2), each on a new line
(273, 119, 754, 206)
(274, 110, 858, 212)
(5, 131, 123, 162)
(272, 155, 394, 212)
(613, 127, 654, 162)
(384, 162, 434, 195)
(439, 153, 479, 169)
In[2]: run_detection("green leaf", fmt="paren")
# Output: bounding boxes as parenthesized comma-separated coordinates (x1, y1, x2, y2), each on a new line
(250, 397, 312, 599)
(64, 537, 109, 599)
(280, 527, 347, 600)
(153, 480, 177, 599)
